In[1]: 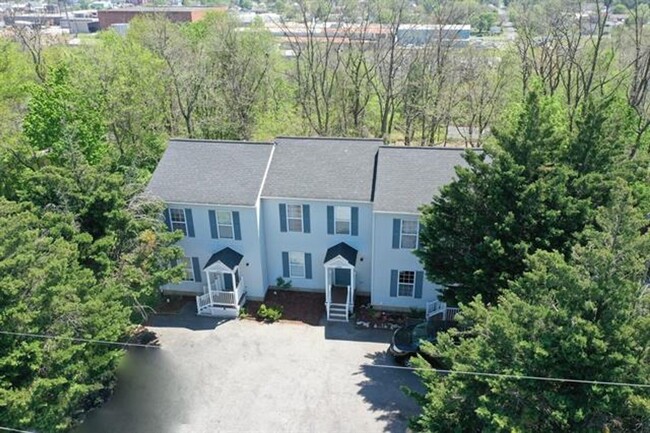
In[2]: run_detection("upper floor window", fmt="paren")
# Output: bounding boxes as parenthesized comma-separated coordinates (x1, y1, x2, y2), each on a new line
(289, 251, 305, 278)
(335, 206, 351, 235)
(400, 220, 418, 249)
(170, 208, 188, 236)
(217, 211, 234, 239)
(287, 204, 303, 232)
(328, 205, 358, 236)
(398, 270, 415, 297)
(182, 257, 195, 281)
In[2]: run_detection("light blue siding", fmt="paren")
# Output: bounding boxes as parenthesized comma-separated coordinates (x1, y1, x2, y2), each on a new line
(372, 212, 441, 309)
(262, 198, 373, 293)
(161, 203, 266, 300)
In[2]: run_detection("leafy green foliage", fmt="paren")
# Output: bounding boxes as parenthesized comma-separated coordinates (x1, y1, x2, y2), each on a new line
(0, 32, 182, 432)
(275, 277, 292, 289)
(410, 194, 650, 432)
(23, 65, 108, 165)
(256, 304, 283, 322)
(0, 200, 122, 430)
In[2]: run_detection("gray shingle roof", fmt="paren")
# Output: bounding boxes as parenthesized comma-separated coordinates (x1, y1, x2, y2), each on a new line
(373, 146, 469, 214)
(147, 139, 273, 206)
(261, 137, 382, 202)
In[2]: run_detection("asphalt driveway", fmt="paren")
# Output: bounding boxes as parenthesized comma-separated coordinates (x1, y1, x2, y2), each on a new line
(77, 309, 423, 433)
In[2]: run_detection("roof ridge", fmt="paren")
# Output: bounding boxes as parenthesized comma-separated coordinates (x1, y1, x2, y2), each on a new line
(276, 135, 383, 143)
(170, 138, 273, 145)
(379, 145, 478, 151)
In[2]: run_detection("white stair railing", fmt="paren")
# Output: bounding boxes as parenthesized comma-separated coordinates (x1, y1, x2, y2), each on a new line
(426, 301, 460, 321)
(196, 292, 212, 313)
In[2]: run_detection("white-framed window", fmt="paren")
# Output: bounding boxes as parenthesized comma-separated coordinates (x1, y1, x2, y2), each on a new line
(217, 210, 234, 239)
(289, 251, 305, 278)
(287, 204, 303, 232)
(400, 220, 418, 249)
(182, 257, 195, 281)
(335, 206, 351, 235)
(398, 270, 415, 297)
(170, 208, 188, 236)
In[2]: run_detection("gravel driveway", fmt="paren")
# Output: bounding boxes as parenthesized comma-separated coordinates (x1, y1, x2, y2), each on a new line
(77, 309, 423, 433)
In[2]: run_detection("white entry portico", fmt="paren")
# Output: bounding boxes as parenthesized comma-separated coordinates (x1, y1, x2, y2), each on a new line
(324, 242, 358, 322)
(196, 247, 247, 317)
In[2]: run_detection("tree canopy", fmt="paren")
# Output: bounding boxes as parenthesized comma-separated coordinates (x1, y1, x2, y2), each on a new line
(417, 91, 649, 305)
(411, 191, 650, 432)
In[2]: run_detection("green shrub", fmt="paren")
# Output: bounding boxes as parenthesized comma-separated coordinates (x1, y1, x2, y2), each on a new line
(275, 277, 292, 288)
(238, 306, 249, 319)
(257, 303, 283, 322)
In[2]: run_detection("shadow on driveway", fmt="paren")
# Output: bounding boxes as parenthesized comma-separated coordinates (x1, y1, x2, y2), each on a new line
(355, 350, 424, 433)
(147, 302, 232, 331)
(324, 321, 394, 343)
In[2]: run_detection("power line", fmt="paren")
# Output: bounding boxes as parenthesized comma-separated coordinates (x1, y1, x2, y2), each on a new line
(2, 330, 648, 388)
(0, 330, 160, 349)
(365, 364, 650, 388)
(0, 427, 34, 433)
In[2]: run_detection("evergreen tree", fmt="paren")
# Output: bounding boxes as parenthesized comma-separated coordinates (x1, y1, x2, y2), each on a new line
(411, 190, 650, 432)
(416, 92, 648, 305)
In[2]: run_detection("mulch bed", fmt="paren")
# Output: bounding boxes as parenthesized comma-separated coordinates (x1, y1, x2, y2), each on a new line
(246, 289, 326, 325)
(154, 295, 194, 315)
(354, 303, 425, 330)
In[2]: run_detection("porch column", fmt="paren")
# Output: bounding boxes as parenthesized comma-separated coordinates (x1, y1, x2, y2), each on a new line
(350, 267, 355, 303)
(206, 271, 213, 304)
(324, 265, 330, 304)
(231, 271, 238, 305)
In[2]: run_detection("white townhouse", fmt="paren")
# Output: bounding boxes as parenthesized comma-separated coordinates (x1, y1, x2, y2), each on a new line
(147, 137, 467, 321)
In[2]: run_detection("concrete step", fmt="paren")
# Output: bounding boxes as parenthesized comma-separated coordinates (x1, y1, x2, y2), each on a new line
(328, 307, 349, 322)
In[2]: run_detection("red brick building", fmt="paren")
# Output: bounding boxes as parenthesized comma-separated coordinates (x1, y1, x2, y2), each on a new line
(98, 6, 227, 30)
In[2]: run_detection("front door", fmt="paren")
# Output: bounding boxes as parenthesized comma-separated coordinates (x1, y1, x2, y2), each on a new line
(208, 272, 223, 292)
(223, 272, 234, 291)
(334, 268, 351, 286)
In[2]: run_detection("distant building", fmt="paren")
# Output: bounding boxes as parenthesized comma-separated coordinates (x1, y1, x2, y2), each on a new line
(97, 6, 227, 30)
(396, 24, 471, 46)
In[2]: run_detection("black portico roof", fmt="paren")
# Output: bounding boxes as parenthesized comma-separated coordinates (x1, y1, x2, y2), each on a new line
(203, 247, 244, 270)
(324, 242, 358, 266)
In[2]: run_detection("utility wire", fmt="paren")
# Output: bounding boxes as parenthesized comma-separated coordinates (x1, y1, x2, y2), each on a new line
(2, 330, 648, 388)
(365, 364, 650, 388)
(0, 330, 160, 349)
(0, 427, 34, 433)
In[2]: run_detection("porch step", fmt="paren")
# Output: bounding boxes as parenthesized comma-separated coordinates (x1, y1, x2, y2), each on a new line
(327, 304, 349, 322)
(197, 305, 239, 319)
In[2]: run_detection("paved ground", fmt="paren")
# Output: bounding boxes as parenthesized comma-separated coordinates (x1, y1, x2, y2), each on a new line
(77, 306, 423, 433)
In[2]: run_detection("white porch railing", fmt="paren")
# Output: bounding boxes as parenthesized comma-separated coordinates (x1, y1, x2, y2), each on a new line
(196, 280, 245, 316)
(426, 300, 460, 321)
